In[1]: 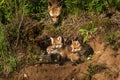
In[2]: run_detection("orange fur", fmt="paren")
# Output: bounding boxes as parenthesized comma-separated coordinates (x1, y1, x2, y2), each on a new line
(46, 37, 81, 63)
(48, 0, 62, 24)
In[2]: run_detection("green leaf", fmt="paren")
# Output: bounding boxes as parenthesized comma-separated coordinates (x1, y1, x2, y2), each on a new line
(83, 35, 88, 43)
(79, 29, 88, 34)
(96, 5, 103, 12)
(90, 28, 97, 34)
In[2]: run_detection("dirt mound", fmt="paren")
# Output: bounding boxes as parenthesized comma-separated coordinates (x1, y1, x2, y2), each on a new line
(13, 64, 77, 80)
(9, 35, 120, 80)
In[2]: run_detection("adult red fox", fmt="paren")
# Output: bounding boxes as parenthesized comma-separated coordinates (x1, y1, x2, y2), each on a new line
(48, 0, 62, 24)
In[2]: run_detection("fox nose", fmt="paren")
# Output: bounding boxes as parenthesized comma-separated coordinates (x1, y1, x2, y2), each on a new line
(52, 17, 58, 24)
(72, 49, 79, 52)
(72, 49, 75, 52)
(56, 45, 59, 48)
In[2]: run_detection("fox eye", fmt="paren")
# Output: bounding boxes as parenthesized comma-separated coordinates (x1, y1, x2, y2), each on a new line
(48, 2, 52, 6)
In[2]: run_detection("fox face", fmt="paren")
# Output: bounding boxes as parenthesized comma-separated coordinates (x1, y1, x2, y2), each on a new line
(46, 36, 63, 54)
(70, 40, 82, 53)
(50, 36, 63, 49)
(47, 45, 59, 55)
(48, 0, 62, 24)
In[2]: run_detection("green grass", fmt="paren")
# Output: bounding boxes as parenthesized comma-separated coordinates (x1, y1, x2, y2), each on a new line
(0, 23, 17, 76)
(0, 23, 7, 58)
(3, 55, 17, 76)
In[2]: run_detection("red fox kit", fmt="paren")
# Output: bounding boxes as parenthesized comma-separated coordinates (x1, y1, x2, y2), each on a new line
(70, 40, 95, 62)
(46, 36, 81, 64)
(70, 40, 82, 53)
(47, 36, 63, 55)
(67, 40, 82, 63)
(48, 0, 62, 24)
(46, 36, 66, 59)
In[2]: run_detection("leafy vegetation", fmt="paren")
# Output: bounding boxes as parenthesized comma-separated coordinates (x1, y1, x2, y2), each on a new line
(0, 0, 120, 77)
(0, 0, 120, 24)
(24, 0, 48, 19)
(0, 22, 17, 76)
(79, 21, 97, 43)
(63, 0, 120, 14)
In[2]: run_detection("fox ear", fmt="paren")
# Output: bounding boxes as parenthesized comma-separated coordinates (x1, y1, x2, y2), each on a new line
(57, 36, 62, 41)
(76, 41, 80, 45)
(72, 40, 74, 43)
(50, 37, 54, 44)
(48, 2, 52, 6)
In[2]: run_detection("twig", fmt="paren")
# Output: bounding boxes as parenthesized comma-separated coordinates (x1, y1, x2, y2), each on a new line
(15, 1, 25, 48)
